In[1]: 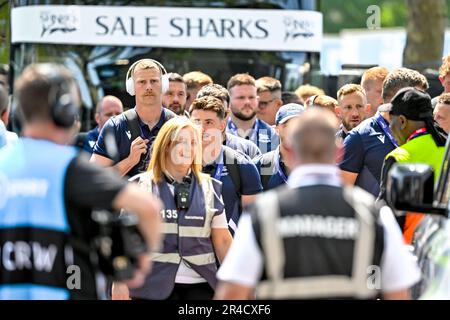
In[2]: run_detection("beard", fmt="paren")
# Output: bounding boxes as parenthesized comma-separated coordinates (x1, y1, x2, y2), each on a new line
(233, 109, 256, 121)
(342, 118, 361, 131)
(167, 103, 184, 115)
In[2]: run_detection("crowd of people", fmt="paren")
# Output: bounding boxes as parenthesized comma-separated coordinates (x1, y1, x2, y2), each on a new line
(1, 53, 450, 300)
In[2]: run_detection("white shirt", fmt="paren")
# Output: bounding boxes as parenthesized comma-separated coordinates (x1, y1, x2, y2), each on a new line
(287, 164, 342, 188)
(217, 164, 421, 293)
(0, 121, 6, 148)
(0, 121, 18, 148)
(165, 181, 228, 284)
(5, 130, 18, 145)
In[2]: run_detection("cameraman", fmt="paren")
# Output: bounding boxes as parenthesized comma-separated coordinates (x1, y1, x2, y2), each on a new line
(0, 64, 162, 300)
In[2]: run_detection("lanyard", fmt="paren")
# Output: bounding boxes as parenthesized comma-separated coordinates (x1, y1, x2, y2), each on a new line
(206, 148, 224, 180)
(251, 120, 259, 143)
(274, 148, 288, 183)
(375, 112, 398, 147)
(227, 119, 238, 136)
(407, 127, 427, 142)
(213, 159, 225, 180)
(228, 118, 259, 142)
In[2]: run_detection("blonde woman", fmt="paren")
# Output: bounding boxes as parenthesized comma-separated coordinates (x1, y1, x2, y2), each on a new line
(113, 117, 232, 300)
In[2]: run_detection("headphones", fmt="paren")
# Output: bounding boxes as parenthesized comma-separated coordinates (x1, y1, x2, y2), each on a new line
(307, 95, 319, 108)
(125, 59, 169, 96)
(36, 64, 79, 128)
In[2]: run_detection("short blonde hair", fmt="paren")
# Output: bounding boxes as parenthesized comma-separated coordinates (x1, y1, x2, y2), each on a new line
(255, 76, 282, 94)
(361, 67, 389, 89)
(148, 117, 204, 183)
(337, 84, 365, 101)
(439, 54, 450, 78)
(183, 71, 213, 90)
(438, 92, 450, 105)
(313, 95, 338, 113)
(130, 59, 162, 78)
(294, 84, 325, 102)
(227, 73, 256, 91)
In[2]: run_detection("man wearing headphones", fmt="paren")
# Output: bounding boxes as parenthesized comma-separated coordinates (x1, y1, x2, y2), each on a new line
(0, 64, 162, 299)
(91, 59, 176, 177)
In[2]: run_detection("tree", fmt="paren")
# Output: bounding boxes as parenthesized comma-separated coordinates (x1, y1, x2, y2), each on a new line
(403, 0, 447, 72)
(321, 0, 409, 34)
(0, 1, 9, 64)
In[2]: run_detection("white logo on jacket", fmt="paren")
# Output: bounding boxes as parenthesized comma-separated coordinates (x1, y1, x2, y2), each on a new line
(0, 174, 49, 209)
(376, 135, 385, 144)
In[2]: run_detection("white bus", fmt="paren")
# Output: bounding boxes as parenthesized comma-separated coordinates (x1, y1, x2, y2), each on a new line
(9, 1, 322, 129)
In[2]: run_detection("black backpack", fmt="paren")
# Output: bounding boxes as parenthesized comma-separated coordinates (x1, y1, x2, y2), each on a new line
(73, 132, 88, 150)
(255, 151, 277, 191)
(222, 146, 242, 197)
(123, 108, 176, 173)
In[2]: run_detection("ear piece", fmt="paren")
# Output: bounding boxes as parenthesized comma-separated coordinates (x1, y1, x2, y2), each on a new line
(126, 76, 135, 96)
(125, 59, 169, 96)
(307, 95, 319, 108)
(161, 73, 169, 94)
(48, 75, 78, 128)
(30, 64, 79, 129)
(51, 92, 78, 128)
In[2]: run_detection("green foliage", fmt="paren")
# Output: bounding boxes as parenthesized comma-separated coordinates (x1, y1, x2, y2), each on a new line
(0, 1, 9, 64)
(321, 0, 449, 34)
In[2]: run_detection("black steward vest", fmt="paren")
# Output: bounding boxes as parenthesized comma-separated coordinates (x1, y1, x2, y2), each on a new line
(250, 184, 384, 300)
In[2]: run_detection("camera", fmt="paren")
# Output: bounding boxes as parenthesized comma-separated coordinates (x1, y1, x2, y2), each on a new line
(174, 181, 191, 210)
(164, 174, 191, 210)
(91, 210, 148, 281)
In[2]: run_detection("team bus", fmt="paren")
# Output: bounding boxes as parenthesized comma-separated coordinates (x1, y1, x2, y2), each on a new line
(9, 1, 322, 130)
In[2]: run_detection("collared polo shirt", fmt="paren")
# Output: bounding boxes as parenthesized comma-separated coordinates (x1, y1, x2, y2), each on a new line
(93, 107, 176, 177)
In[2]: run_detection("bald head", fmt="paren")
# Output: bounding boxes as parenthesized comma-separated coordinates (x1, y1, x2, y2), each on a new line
(0, 85, 9, 117)
(96, 95, 123, 130)
(288, 108, 340, 164)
